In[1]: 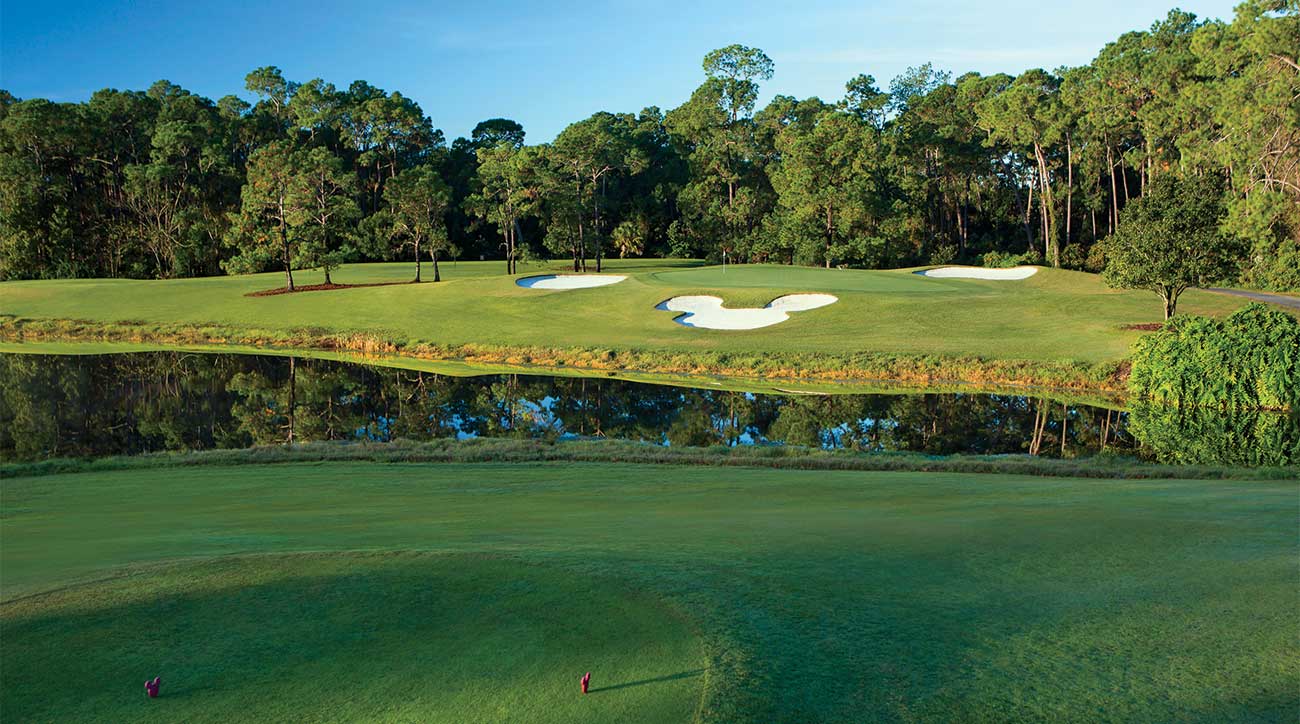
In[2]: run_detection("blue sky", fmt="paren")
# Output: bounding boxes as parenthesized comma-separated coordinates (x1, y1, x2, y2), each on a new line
(2, 0, 1240, 142)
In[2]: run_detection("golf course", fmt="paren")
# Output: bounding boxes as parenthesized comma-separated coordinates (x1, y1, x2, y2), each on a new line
(0, 260, 1255, 390)
(4, 461, 1295, 723)
(6, 1, 1300, 721)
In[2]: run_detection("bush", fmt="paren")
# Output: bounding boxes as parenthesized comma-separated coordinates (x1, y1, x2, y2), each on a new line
(1060, 243, 1087, 270)
(980, 250, 1018, 268)
(1129, 303, 1300, 411)
(1128, 403, 1299, 466)
(928, 244, 957, 266)
(1085, 242, 1107, 273)
(981, 249, 1042, 269)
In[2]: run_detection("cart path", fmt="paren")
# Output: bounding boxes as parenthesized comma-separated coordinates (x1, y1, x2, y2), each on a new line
(1207, 288, 1300, 311)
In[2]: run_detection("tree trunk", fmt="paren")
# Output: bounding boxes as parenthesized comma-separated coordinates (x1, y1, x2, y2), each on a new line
(432, 250, 441, 282)
(1034, 143, 1057, 267)
(280, 216, 295, 292)
(1163, 292, 1177, 320)
(594, 173, 604, 273)
(1065, 134, 1073, 247)
(1108, 146, 1119, 234)
(578, 217, 586, 272)
(512, 218, 524, 275)
(414, 238, 422, 283)
(960, 177, 971, 253)
(825, 205, 833, 269)
(1024, 178, 1036, 251)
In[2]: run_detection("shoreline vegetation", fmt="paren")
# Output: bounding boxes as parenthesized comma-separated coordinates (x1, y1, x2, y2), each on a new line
(3, 438, 1295, 482)
(0, 314, 1129, 396)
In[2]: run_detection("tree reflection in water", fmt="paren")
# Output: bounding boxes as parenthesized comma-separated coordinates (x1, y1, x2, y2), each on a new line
(1, 352, 1293, 466)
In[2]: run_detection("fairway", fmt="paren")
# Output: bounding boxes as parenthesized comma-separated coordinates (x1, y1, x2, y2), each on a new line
(0, 261, 1254, 373)
(2, 554, 703, 724)
(3, 462, 1295, 722)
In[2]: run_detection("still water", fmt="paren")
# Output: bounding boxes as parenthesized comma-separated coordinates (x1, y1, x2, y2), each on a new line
(1, 352, 1295, 466)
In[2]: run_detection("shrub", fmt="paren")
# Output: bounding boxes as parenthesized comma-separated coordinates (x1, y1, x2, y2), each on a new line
(983, 249, 1044, 269)
(928, 244, 957, 266)
(980, 250, 1018, 268)
(1085, 241, 1107, 273)
(1060, 243, 1087, 270)
(1129, 303, 1300, 410)
(1128, 403, 1299, 466)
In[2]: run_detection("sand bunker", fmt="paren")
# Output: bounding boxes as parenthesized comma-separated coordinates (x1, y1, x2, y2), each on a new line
(516, 274, 627, 289)
(916, 266, 1038, 280)
(657, 293, 838, 330)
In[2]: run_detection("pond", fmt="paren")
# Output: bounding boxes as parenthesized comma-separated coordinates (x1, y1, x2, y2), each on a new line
(0, 352, 1295, 466)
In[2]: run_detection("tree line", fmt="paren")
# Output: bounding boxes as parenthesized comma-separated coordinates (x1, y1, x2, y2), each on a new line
(1, 2, 1296, 290)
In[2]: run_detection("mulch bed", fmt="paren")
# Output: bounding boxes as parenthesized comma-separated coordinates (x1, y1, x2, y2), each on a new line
(246, 280, 417, 297)
(1121, 323, 1165, 331)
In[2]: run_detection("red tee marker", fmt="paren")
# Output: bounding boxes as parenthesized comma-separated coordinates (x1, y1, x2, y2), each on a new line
(144, 676, 161, 698)
(580, 671, 591, 694)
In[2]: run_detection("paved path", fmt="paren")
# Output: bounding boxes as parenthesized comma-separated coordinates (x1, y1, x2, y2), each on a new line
(1207, 288, 1300, 311)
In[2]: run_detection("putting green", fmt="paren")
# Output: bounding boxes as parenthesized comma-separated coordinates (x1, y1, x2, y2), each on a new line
(646, 264, 946, 293)
(1, 553, 705, 723)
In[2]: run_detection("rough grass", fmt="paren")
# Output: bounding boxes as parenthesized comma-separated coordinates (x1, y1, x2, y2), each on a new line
(3, 438, 1295, 482)
(0, 260, 1254, 391)
(3, 462, 1296, 722)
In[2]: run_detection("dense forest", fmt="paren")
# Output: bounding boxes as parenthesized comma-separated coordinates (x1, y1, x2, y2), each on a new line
(1, 2, 1296, 290)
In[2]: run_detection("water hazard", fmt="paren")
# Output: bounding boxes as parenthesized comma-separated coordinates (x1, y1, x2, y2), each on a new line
(1, 352, 1294, 466)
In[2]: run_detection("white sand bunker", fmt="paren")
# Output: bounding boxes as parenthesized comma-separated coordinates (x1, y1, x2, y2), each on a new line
(516, 274, 627, 289)
(657, 293, 838, 330)
(916, 266, 1038, 280)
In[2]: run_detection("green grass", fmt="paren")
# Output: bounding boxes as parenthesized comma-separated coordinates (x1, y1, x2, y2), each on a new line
(4, 461, 1296, 722)
(0, 261, 1254, 389)
(5, 437, 1296, 481)
(2, 553, 703, 723)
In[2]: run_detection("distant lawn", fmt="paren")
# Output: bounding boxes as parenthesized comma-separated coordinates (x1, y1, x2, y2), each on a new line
(3, 462, 1296, 722)
(0, 261, 1257, 385)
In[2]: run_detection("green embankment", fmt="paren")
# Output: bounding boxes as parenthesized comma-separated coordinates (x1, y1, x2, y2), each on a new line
(4, 461, 1296, 722)
(0, 260, 1252, 391)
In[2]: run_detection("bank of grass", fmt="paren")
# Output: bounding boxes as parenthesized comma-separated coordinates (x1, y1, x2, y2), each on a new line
(0, 314, 1128, 392)
(4, 438, 1295, 481)
(3, 461, 1296, 722)
(0, 261, 1256, 392)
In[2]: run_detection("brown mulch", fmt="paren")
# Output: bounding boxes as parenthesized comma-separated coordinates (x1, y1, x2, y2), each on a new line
(246, 280, 417, 297)
(1121, 323, 1165, 331)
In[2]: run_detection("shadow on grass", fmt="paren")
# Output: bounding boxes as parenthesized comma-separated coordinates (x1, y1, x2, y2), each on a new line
(589, 668, 707, 694)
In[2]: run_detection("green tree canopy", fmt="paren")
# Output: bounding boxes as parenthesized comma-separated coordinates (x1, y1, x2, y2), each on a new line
(1101, 174, 1244, 318)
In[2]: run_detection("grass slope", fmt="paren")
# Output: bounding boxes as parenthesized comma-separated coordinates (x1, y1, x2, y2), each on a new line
(4, 462, 1296, 722)
(0, 261, 1250, 375)
(3, 554, 703, 723)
